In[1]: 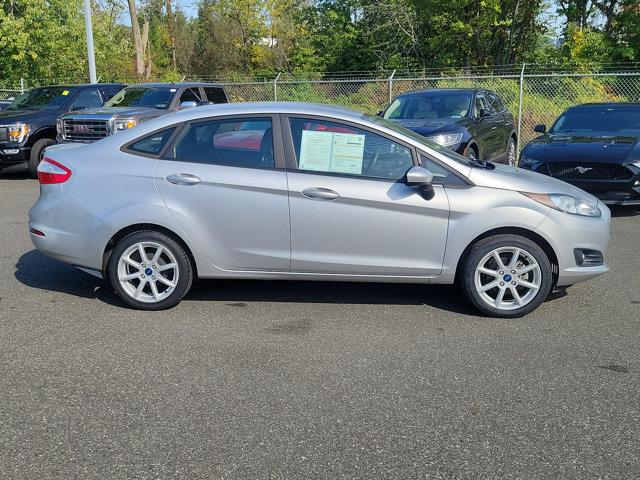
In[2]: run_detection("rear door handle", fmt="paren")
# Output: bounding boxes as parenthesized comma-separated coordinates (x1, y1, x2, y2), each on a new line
(302, 187, 340, 201)
(166, 173, 201, 186)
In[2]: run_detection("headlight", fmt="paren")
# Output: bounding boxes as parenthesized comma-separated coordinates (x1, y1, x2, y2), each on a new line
(521, 192, 601, 218)
(632, 161, 640, 169)
(426, 133, 463, 147)
(113, 119, 137, 132)
(1, 123, 29, 143)
(56, 118, 63, 135)
(518, 156, 537, 168)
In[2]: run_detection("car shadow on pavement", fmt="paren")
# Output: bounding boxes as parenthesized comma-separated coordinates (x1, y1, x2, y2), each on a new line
(16, 250, 478, 314)
(609, 205, 640, 217)
(189, 278, 475, 312)
(14, 250, 122, 307)
(0, 165, 31, 179)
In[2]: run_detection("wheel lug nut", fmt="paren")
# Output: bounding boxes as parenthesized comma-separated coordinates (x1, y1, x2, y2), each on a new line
(152, 275, 156, 280)
(499, 281, 505, 286)
(511, 270, 516, 274)
(499, 271, 504, 275)
(511, 281, 516, 285)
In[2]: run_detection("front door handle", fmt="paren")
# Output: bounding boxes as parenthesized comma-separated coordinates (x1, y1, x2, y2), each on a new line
(166, 173, 201, 186)
(302, 187, 340, 201)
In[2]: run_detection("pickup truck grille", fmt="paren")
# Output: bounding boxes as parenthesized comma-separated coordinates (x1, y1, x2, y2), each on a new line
(63, 119, 110, 141)
(547, 162, 632, 180)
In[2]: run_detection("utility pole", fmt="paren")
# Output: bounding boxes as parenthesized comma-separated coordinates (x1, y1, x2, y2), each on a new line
(83, 0, 97, 83)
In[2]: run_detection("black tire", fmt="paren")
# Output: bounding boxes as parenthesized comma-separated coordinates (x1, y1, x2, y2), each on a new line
(28, 138, 56, 178)
(465, 145, 478, 161)
(107, 230, 193, 310)
(460, 234, 553, 318)
(507, 137, 516, 166)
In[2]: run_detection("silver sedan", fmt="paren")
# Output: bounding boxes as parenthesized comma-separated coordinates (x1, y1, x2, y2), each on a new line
(29, 102, 610, 317)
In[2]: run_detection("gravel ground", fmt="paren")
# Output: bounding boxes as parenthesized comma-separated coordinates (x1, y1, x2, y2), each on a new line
(0, 165, 638, 479)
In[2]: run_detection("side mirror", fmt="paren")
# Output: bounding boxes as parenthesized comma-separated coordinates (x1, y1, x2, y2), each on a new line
(534, 124, 547, 133)
(180, 101, 198, 109)
(376, 110, 384, 117)
(405, 166, 435, 200)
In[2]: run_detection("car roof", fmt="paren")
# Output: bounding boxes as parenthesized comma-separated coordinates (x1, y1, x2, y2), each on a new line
(31, 83, 126, 89)
(168, 101, 363, 121)
(398, 88, 478, 97)
(568, 102, 640, 109)
(132, 82, 226, 88)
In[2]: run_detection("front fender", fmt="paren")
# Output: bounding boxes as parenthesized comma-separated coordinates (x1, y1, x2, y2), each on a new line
(433, 186, 551, 283)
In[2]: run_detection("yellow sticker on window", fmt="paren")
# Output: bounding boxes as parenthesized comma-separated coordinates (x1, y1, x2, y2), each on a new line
(62, 90, 69, 96)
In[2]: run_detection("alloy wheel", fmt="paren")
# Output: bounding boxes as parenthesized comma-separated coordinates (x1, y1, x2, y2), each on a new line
(474, 246, 542, 311)
(117, 241, 179, 303)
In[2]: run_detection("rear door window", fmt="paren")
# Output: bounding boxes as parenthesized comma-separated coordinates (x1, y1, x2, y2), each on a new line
(204, 87, 228, 104)
(171, 118, 274, 168)
(70, 89, 103, 110)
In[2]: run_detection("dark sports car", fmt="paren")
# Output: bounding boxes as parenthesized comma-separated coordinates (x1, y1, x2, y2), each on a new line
(520, 103, 640, 205)
(380, 88, 517, 164)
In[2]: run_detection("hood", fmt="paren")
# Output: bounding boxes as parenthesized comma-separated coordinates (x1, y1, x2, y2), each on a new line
(523, 134, 640, 164)
(0, 108, 53, 124)
(61, 106, 165, 120)
(469, 163, 600, 204)
(390, 118, 466, 136)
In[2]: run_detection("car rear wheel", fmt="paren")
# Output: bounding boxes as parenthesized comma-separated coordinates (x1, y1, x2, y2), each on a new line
(107, 231, 193, 310)
(465, 146, 478, 161)
(460, 235, 553, 318)
(28, 138, 56, 178)
(507, 137, 516, 166)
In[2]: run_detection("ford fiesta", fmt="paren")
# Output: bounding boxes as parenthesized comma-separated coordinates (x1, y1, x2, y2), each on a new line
(29, 103, 610, 317)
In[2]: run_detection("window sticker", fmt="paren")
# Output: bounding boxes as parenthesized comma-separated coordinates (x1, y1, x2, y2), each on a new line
(61, 90, 69, 96)
(299, 130, 366, 175)
(299, 130, 333, 171)
(330, 133, 365, 174)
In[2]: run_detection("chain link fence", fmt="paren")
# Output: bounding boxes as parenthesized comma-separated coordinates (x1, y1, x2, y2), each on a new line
(4, 69, 640, 155)
(224, 71, 640, 153)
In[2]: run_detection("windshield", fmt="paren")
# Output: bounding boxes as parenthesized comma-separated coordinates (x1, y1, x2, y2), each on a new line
(365, 114, 472, 166)
(105, 86, 175, 109)
(551, 106, 640, 136)
(7, 86, 76, 111)
(383, 92, 473, 121)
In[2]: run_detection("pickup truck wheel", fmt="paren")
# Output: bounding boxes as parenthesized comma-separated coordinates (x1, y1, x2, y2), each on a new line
(28, 138, 56, 178)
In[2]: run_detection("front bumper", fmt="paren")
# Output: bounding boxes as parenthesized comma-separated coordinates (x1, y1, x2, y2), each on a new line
(0, 144, 30, 166)
(523, 163, 640, 205)
(534, 204, 611, 287)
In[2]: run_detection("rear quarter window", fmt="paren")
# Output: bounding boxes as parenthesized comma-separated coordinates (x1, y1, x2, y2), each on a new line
(204, 87, 228, 104)
(127, 127, 176, 156)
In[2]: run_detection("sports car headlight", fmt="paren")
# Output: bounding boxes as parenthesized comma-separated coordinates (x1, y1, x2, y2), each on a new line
(518, 156, 537, 168)
(1, 123, 29, 143)
(426, 133, 463, 147)
(113, 119, 137, 132)
(521, 192, 601, 218)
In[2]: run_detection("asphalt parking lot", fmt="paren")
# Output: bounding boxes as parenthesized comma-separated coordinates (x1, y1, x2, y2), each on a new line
(0, 165, 638, 479)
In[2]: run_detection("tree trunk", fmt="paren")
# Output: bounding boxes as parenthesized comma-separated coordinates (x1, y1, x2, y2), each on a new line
(127, 0, 151, 78)
(165, 0, 177, 70)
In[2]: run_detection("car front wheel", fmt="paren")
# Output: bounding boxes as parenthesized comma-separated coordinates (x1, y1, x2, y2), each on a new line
(460, 235, 553, 318)
(107, 230, 193, 310)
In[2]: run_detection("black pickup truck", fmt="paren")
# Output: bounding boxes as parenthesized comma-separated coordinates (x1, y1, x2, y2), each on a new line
(0, 83, 125, 176)
(57, 83, 229, 143)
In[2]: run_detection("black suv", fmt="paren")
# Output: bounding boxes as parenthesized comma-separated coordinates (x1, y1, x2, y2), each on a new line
(381, 88, 517, 164)
(0, 83, 125, 176)
(520, 103, 640, 205)
(58, 83, 229, 143)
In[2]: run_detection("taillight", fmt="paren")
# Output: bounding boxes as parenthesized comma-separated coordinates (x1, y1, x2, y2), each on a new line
(38, 157, 72, 184)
